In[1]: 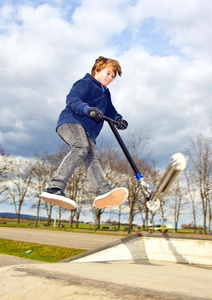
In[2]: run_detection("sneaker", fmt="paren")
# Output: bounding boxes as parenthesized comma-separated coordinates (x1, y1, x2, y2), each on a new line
(40, 187, 77, 210)
(94, 187, 129, 209)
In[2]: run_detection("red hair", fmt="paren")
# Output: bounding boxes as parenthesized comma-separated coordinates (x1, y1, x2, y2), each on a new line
(91, 56, 122, 77)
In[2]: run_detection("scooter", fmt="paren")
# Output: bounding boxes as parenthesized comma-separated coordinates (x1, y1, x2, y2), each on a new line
(103, 116, 187, 212)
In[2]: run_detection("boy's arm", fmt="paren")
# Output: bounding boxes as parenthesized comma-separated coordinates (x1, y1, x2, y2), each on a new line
(105, 94, 128, 130)
(104, 93, 122, 120)
(66, 80, 91, 116)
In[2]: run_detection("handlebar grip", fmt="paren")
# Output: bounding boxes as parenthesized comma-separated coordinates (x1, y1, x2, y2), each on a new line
(89, 111, 97, 118)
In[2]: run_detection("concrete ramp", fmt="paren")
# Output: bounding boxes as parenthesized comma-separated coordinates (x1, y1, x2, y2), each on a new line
(2, 259, 212, 300)
(60, 233, 212, 266)
(1, 233, 212, 299)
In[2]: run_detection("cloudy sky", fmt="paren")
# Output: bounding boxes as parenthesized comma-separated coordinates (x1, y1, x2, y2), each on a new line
(1, 0, 212, 169)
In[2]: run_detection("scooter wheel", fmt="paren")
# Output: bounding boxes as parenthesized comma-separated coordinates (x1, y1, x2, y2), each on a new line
(171, 153, 187, 171)
(146, 199, 161, 212)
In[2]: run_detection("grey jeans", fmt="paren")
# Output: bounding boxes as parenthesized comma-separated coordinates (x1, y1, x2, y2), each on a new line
(50, 123, 111, 195)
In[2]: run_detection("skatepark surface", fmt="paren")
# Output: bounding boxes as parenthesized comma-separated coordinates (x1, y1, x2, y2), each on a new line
(0, 227, 212, 300)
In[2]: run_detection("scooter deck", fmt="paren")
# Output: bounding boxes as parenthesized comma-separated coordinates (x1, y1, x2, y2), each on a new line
(146, 153, 187, 211)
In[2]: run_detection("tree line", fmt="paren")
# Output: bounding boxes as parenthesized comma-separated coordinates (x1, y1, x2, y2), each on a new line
(0, 129, 211, 234)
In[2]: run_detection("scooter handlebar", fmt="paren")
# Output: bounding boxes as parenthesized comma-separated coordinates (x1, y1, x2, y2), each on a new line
(103, 116, 118, 125)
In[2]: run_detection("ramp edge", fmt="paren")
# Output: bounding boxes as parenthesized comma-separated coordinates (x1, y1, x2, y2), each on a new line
(58, 233, 142, 263)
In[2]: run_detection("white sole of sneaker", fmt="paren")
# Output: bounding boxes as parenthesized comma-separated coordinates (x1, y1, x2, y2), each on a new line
(40, 192, 77, 210)
(94, 187, 129, 208)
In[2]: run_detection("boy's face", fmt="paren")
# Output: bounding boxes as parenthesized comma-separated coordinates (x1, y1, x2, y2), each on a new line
(94, 67, 116, 86)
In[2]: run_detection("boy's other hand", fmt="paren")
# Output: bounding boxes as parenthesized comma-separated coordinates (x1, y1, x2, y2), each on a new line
(116, 118, 128, 130)
(88, 107, 104, 122)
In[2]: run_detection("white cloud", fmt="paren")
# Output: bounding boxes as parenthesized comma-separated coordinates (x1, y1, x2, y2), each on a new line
(0, 0, 211, 168)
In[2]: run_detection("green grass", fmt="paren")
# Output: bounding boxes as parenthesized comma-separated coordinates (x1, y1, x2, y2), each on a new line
(0, 218, 132, 232)
(0, 238, 87, 263)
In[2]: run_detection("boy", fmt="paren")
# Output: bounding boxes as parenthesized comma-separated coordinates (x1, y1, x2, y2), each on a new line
(41, 56, 129, 210)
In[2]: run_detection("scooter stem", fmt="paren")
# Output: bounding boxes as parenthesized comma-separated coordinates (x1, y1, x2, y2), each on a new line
(103, 116, 142, 180)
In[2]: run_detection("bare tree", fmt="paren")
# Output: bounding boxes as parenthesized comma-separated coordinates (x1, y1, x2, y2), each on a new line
(0, 146, 12, 198)
(6, 157, 34, 225)
(185, 168, 197, 233)
(31, 151, 59, 226)
(126, 174, 143, 233)
(187, 133, 212, 234)
(92, 141, 127, 230)
(120, 128, 153, 234)
(69, 210, 76, 229)
(172, 178, 187, 232)
(66, 162, 90, 228)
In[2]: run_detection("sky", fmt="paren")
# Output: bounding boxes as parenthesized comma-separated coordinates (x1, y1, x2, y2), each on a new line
(0, 0, 212, 170)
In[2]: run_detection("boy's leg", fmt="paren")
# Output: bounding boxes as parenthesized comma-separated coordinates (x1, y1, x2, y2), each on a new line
(84, 137, 128, 208)
(41, 123, 90, 209)
(50, 123, 90, 190)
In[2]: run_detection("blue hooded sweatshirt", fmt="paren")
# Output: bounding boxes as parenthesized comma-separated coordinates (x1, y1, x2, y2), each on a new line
(56, 73, 122, 142)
